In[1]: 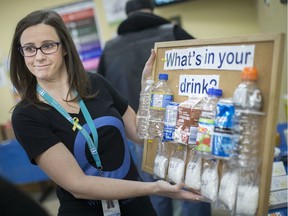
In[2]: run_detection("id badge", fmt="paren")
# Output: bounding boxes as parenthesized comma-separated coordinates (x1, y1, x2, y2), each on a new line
(101, 200, 121, 216)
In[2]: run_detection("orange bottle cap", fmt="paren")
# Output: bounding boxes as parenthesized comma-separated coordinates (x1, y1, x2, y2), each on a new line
(241, 67, 258, 80)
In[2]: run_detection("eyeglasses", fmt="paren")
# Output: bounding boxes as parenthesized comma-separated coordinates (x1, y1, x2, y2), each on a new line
(18, 42, 62, 57)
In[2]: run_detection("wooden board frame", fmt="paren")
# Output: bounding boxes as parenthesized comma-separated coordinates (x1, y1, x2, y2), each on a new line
(142, 33, 285, 215)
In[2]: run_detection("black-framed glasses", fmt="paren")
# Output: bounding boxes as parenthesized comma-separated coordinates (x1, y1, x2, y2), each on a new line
(18, 42, 62, 57)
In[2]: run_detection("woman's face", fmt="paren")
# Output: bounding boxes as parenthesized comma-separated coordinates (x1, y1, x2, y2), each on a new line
(20, 23, 66, 82)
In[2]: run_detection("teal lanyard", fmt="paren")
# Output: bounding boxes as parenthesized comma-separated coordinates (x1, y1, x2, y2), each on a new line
(36, 84, 102, 170)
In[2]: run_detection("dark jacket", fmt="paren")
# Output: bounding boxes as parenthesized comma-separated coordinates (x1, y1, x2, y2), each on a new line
(97, 12, 194, 112)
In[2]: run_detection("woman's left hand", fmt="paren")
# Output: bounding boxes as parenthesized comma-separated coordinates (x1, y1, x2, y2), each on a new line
(153, 180, 206, 202)
(141, 49, 156, 88)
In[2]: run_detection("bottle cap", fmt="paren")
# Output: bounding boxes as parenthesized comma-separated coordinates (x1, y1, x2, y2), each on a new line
(168, 101, 179, 106)
(241, 67, 258, 81)
(188, 94, 194, 99)
(159, 73, 168, 80)
(208, 88, 222, 97)
(146, 79, 154, 84)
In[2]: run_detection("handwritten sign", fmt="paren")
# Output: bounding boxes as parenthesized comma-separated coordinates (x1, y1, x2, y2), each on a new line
(178, 75, 220, 96)
(102, 0, 127, 24)
(164, 45, 255, 71)
(0, 64, 7, 87)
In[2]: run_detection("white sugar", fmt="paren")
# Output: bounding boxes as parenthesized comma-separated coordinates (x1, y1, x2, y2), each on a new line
(218, 171, 238, 210)
(168, 158, 185, 184)
(153, 155, 168, 179)
(184, 157, 202, 190)
(235, 185, 259, 215)
(201, 166, 219, 202)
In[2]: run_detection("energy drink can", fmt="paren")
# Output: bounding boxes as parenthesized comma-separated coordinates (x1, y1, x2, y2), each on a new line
(212, 98, 235, 159)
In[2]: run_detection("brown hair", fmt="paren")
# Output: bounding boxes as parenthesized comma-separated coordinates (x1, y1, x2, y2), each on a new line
(9, 10, 91, 106)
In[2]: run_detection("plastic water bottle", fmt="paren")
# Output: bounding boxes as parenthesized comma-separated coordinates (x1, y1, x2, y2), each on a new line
(148, 74, 173, 139)
(137, 79, 154, 139)
(232, 66, 264, 168)
(196, 88, 222, 157)
(163, 101, 179, 141)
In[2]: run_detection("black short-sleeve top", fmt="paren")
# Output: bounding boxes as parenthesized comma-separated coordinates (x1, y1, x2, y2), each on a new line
(12, 73, 156, 216)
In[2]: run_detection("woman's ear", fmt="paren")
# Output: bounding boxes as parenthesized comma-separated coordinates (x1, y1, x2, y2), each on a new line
(61, 45, 67, 56)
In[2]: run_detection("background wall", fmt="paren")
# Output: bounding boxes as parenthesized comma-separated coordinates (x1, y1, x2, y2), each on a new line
(256, 0, 287, 123)
(0, 0, 286, 124)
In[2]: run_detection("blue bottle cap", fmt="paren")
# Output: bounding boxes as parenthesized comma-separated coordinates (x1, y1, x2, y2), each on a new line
(159, 73, 168, 80)
(208, 88, 223, 97)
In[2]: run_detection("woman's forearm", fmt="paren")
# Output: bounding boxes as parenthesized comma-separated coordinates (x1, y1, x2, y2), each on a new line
(123, 106, 144, 145)
(36, 136, 203, 203)
(72, 176, 157, 200)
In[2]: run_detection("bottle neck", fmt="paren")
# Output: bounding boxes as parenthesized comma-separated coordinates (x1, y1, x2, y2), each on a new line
(242, 79, 257, 84)
(207, 95, 221, 100)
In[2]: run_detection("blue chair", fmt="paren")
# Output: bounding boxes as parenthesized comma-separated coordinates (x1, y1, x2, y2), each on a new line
(277, 122, 287, 158)
(0, 139, 53, 202)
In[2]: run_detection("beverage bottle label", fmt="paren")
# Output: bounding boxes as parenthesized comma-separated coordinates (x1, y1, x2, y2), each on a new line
(189, 109, 202, 144)
(196, 118, 214, 152)
(150, 93, 173, 109)
(163, 102, 179, 141)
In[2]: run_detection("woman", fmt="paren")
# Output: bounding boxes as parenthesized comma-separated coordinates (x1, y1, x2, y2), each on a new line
(9, 10, 202, 216)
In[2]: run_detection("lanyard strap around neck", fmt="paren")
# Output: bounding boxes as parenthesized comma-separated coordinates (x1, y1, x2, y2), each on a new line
(36, 84, 102, 170)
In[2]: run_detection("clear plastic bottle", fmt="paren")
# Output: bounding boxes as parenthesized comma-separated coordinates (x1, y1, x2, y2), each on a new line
(148, 74, 173, 139)
(137, 79, 154, 139)
(163, 101, 179, 141)
(196, 88, 223, 157)
(232, 66, 264, 168)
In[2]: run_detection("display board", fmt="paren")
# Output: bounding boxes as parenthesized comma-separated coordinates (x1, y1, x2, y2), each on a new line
(142, 33, 284, 216)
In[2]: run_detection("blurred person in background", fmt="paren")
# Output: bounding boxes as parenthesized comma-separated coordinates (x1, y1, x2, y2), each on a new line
(97, 0, 211, 215)
(0, 177, 50, 216)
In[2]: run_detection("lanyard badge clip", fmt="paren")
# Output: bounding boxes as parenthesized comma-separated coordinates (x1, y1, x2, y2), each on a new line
(98, 166, 103, 176)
